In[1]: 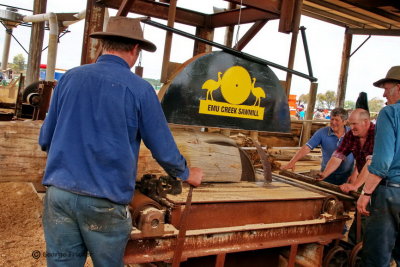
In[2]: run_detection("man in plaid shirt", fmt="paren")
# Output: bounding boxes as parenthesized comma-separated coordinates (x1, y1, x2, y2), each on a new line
(318, 108, 374, 191)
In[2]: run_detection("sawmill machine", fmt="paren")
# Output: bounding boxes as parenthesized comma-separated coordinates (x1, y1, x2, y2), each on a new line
(123, 50, 357, 267)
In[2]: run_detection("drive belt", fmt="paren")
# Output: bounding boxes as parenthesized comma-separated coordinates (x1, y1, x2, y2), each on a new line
(171, 184, 194, 266)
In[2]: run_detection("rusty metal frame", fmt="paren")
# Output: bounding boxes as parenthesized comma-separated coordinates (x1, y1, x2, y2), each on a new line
(124, 219, 345, 264)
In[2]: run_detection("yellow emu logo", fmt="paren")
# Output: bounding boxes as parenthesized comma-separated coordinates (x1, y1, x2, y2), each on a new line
(201, 66, 266, 107)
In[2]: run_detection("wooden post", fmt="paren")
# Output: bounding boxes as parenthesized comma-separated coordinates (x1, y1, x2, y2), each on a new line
(25, 0, 47, 86)
(160, 0, 177, 83)
(285, 0, 303, 96)
(193, 27, 214, 56)
(301, 82, 318, 145)
(224, 3, 236, 48)
(336, 33, 353, 108)
(81, 0, 105, 65)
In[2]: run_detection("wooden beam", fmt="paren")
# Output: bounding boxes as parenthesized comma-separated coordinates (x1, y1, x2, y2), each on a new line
(161, 0, 177, 83)
(224, 2, 237, 48)
(193, 27, 214, 56)
(305, 0, 394, 29)
(25, 0, 47, 86)
(301, 82, 318, 146)
(279, 0, 296, 33)
(336, 33, 352, 108)
(224, 0, 280, 14)
(233, 20, 268, 51)
(101, 0, 205, 27)
(209, 8, 278, 28)
(302, 10, 348, 28)
(285, 0, 302, 96)
(302, 5, 366, 28)
(341, 0, 400, 23)
(346, 28, 400, 36)
(116, 0, 137, 16)
(81, 0, 105, 65)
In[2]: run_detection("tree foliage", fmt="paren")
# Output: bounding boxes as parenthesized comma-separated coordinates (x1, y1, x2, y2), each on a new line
(11, 54, 26, 73)
(368, 97, 385, 113)
(298, 94, 309, 106)
(316, 90, 336, 109)
(344, 100, 355, 110)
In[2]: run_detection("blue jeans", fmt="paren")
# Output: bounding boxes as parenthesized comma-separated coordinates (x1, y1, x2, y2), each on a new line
(362, 185, 400, 267)
(43, 186, 132, 267)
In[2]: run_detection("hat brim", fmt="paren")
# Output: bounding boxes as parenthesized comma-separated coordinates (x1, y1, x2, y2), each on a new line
(373, 78, 400, 88)
(90, 32, 157, 52)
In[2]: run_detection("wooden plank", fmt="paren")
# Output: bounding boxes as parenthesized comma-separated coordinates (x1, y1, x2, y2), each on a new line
(305, 0, 394, 29)
(340, 0, 400, 25)
(302, 5, 366, 28)
(0, 121, 46, 182)
(302, 10, 349, 28)
(166, 181, 325, 204)
(346, 28, 400, 36)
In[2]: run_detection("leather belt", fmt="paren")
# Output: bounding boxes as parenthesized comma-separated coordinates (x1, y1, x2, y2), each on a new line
(379, 180, 400, 188)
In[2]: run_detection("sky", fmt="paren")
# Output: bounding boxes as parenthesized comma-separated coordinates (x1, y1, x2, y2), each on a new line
(2, 0, 400, 103)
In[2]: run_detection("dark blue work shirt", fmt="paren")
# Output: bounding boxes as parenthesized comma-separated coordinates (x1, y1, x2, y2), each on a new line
(39, 55, 189, 204)
(369, 100, 400, 183)
(306, 126, 354, 184)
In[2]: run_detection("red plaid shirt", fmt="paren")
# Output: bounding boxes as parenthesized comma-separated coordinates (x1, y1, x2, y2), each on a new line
(332, 123, 375, 172)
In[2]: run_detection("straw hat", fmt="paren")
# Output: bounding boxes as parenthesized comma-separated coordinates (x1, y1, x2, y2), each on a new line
(90, 16, 156, 52)
(373, 66, 400, 88)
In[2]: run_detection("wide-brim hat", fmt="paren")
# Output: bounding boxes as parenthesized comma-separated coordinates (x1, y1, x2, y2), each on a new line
(373, 66, 400, 88)
(90, 16, 156, 52)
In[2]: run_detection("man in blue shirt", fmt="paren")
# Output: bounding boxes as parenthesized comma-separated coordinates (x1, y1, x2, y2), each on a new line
(358, 66, 400, 266)
(39, 17, 203, 267)
(282, 107, 354, 185)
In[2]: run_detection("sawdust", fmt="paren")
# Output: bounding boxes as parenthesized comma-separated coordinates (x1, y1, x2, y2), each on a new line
(0, 182, 93, 267)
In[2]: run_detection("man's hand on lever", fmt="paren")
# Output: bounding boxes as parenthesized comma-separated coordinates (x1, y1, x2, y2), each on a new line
(339, 183, 358, 193)
(185, 167, 203, 187)
(281, 161, 296, 172)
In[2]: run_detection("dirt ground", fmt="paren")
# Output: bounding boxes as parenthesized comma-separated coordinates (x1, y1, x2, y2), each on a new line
(0, 182, 94, 267)
(0, 182, 46, 267)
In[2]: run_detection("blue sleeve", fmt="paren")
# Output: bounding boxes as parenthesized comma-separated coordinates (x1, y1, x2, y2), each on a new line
(138, 84, 189, 180)
(368, 107, 396, 179)
(38, 81, 60, 152)
(306, 127, 324, 150)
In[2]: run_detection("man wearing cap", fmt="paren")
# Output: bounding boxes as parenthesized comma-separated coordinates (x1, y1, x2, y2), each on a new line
(39, 16, 203, 266)
(358, 66, 400, 266)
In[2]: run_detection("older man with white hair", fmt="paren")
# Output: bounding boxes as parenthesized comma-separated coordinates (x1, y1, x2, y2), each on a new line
(358, 66, 400, 266)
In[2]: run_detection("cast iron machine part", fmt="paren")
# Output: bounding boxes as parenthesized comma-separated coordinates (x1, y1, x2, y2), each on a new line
(131, 174, 183, 238)
(22, 80, 55, 120)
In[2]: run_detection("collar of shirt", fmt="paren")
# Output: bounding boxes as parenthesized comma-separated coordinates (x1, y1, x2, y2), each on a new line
(96, 54, 130, 69)
(328, 126, 349, 137)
